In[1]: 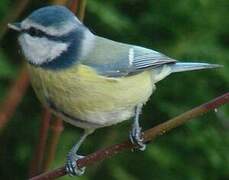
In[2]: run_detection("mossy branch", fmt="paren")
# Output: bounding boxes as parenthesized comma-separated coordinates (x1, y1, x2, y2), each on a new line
(30, 92, 229, 180)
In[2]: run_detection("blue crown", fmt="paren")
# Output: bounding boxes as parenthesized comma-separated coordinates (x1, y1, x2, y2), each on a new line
(27, 5, 77, 27)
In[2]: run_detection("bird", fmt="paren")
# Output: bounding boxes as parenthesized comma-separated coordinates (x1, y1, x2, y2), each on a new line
(8, 5, 221, 176)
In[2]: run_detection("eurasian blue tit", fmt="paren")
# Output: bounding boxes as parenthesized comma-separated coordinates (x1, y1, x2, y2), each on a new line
(8, 5, 221, 176)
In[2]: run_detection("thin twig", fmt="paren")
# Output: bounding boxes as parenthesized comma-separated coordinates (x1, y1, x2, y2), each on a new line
(67, 0, 79, 12)
(30, 0, 87, 173)
(43, 118, 63, 171)
(0, 0, 30, 129)
(28, 0, 70, 175)
(51, 0, 69, 5)
(30, 92, 229, 180)
(77, 0, 87, 21)
(0, 67, 29, 129)
(29, 109, 52, 177)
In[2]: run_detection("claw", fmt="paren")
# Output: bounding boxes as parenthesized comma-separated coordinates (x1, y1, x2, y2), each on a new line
(65, 152, 86, 176)
(129, 126, 146, 151)
(65, 129, 94, 176)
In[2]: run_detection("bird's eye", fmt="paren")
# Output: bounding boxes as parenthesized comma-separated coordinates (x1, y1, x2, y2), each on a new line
(27, 27, 43, 37)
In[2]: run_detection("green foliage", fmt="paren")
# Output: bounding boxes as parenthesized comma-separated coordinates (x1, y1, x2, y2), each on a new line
(87, 1, 133, 33)
(0, 0, 228, 179)
(0, 51, 16, 78)
(0, 0, 9, 19)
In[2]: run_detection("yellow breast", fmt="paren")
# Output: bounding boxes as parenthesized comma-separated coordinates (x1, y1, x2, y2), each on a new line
(27, 64, 154, 127)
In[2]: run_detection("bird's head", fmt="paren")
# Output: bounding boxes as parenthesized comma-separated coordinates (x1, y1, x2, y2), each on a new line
(8, 5, 94, 69)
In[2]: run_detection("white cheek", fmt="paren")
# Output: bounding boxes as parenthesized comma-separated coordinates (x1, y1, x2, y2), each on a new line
(18, 34, 69, 65)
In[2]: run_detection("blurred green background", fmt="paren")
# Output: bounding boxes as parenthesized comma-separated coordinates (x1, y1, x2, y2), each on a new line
(0, 0, 228, 179)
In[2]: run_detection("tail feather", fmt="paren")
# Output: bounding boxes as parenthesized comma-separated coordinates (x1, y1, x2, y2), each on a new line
(171, 62, 222, 73)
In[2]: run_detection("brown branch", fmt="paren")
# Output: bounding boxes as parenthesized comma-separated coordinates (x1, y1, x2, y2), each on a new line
(30, 92, 229, 180)
(43, 118, 63, 171)
(29, 109, 52, 177)
(0, 67, 29, 129)
(0, 0, 30, 130)
(28, 0, 87, 174)
(40, 0, 87, 170)
(51, 0, 69, 5)
(28, 0, 70, 175)
(67, 0, 87, 20)
(77, 0, 87, 21)
(67, 0, 79, 12)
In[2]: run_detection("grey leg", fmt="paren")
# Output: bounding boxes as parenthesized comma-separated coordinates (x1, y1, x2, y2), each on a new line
(65, 128, 94, 176)
(129, 104, 146, 151)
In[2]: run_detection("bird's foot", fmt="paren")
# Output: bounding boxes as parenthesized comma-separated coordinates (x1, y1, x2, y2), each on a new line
(129, 126, 146, 151)
(65, 152, 86, 176)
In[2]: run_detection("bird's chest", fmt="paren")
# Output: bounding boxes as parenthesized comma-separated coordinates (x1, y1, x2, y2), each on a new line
(27, 64, 155, 127)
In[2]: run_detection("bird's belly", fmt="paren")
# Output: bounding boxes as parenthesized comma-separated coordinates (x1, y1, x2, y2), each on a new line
(27, 64, 155, 129)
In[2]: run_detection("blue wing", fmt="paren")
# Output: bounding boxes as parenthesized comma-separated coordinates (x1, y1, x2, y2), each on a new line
(82, 36, 176, 77)
(130, 46, 176, 71)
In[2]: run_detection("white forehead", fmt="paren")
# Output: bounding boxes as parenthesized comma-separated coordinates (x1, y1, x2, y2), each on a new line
(21, 18, 80, 36)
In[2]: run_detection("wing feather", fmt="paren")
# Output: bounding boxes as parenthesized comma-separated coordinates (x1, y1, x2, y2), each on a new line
(131, 48, 176, 70)
(82, 36, 176, 77)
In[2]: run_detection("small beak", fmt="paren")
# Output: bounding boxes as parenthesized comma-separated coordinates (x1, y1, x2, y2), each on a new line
(8, 22, 22, 32)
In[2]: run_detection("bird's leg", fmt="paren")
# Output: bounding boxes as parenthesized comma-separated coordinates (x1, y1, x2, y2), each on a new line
(65, 128, 94, 176)
(129, 104, 146, 151)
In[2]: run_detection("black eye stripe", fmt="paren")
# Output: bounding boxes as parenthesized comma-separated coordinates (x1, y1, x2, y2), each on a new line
(21, 27, 77, 43)
(23, 27, 46, 37)
(22, 27, 61, 41)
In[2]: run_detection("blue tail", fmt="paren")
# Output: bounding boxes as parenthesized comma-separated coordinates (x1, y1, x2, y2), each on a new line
(171, 62, 222, 73)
